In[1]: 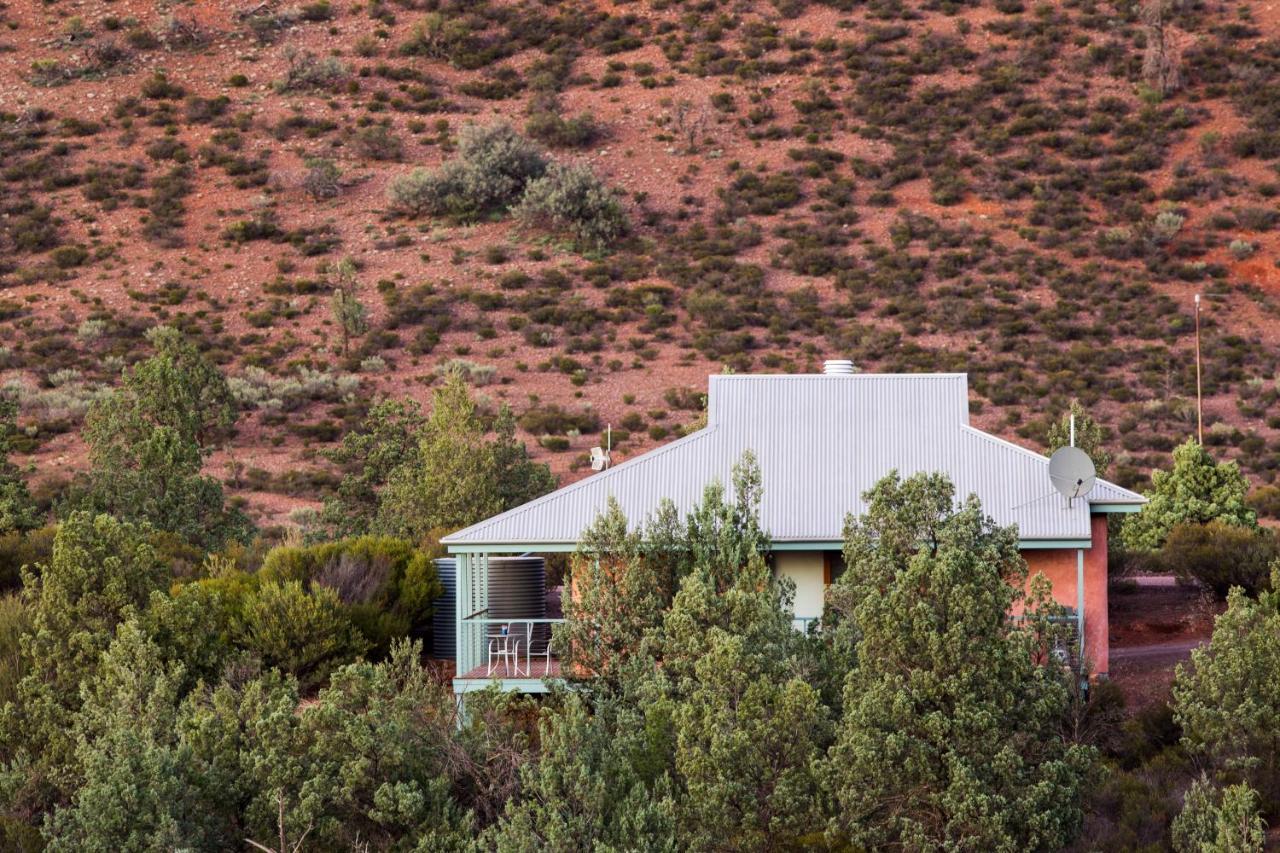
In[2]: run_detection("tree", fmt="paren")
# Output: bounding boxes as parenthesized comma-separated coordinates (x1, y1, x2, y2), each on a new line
(4, 513, 167, 810)
(321, 398, 426, 538)
(1172, 776, 1266, 853)
(492, 405, 556, 512)
(44, 622, 232, 851)
(235, 641, 473, 851)
(329, 259, 367, 357)
(376, 376, 553, 540)
(0, 393, 38, 535)
(553, 454, 830, 851)
(233, 580, 369, 692)
(823, 472, 1094, 851)
(557, 497, 681, 689)
(489, 695, 678, 853)
(1123, 439, 1256, 552)
(78, 326, 249, 550)
(1172, 572, 1280, 803)
(1046, 399, 1112, 477)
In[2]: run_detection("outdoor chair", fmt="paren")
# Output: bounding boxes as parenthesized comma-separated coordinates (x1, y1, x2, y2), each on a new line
(513, 621, 554, 677)
(486, 624, 520, 677)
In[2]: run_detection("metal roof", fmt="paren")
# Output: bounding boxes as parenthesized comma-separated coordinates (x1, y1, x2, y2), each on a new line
(442, 373, 1145, 548)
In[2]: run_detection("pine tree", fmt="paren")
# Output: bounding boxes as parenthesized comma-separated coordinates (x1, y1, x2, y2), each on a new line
(0, 392, 38, 534)
(1046, 399, 1112, 477)
(1123, 439, 1256, 552)
(823, 472, 1094, 851)
(1173, 569, 1280, 802)
(78, 326, 249, 549)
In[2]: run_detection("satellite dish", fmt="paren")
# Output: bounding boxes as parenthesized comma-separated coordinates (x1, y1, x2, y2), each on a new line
(590, 446, 611, 472)
(1048, 446, 1096, 505)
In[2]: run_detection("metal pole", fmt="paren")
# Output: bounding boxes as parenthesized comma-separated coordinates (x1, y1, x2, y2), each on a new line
(1194, 293, 1203, 444)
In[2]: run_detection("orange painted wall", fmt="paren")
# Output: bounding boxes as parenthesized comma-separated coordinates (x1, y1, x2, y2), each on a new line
(1021, 514, 1110, 675)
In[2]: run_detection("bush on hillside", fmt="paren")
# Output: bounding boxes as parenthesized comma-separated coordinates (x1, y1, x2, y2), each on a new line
(1157, 521, 1278, 597)
(515, 162, 628, 249)
(386, 122, 547, 219)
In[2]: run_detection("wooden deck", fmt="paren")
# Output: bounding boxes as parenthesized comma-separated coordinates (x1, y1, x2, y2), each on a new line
(457, 657, 562, 681)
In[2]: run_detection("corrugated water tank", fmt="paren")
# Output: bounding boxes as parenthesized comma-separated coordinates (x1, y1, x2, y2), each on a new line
(431, 556, 546, 659)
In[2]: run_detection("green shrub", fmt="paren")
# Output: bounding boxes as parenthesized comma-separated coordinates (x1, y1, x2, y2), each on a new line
(0, 524, 56, 591)
(515, 163, 628, 249)
(259, 536, 442, 655)
(1158, 521, 1278, 597)
(0, 593, 30, 708)
(525, 109, 602, 148)
(235, 579, 368, 690)
(278, 51, 348, 92)
(387, 122, 547, 219)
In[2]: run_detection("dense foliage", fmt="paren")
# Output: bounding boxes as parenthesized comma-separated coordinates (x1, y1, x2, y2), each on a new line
(1123, 440, 1257, 552)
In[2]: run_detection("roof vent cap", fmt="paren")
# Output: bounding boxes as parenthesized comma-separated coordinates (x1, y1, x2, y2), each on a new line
(822, 359, 857, 375)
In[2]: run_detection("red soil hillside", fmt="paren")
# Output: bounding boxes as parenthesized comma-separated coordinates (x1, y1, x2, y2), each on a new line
(3, 0, 1280, 525)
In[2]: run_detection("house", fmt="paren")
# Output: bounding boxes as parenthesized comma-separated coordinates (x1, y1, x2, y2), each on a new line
(442, 368, 1146, 694)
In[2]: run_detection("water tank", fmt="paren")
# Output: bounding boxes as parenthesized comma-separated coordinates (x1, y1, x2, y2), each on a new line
(431, 556, 546, 660)
(431, 558, 457, 659)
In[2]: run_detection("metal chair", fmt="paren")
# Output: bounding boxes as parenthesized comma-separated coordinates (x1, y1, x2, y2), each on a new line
(514, 621, 554, 678)
(486, 624, 520, 676)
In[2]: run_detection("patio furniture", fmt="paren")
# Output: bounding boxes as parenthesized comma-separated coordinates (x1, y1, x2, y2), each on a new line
(487, 625, 521, 677)
(513, 621, 554, 677)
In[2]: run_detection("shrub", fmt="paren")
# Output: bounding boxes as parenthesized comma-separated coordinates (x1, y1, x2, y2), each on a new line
(259, 536, 442, 655)
(1228, 238, 1255, 259)
(235, 579, 369, 690)
(515, 163, 628, 249)
(354, 124, 403, 161)
(303, 157, 341, 200)
(1157, 522, 1278, 597)
(278, 51, 348, 92)
(0, 593, 29, 707)
(0, 524, 56, 591)
(387, 122, 547, 220)
(525, 109, 602, 149)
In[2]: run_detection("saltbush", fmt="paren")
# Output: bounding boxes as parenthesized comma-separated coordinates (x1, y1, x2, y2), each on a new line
(387, 122, 547, 219)
(515, 162, 628, 249)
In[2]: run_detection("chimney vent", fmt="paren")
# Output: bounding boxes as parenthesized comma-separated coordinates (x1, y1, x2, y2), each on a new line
(822, 359, 856, 375)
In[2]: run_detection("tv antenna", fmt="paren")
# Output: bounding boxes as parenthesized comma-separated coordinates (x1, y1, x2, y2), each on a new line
(590, 424, 612, 472)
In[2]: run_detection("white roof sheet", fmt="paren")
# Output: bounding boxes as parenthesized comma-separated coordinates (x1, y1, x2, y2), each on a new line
(443, 373, 1145, 547)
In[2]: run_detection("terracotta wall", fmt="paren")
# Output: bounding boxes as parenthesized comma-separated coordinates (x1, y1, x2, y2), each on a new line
(1021, 514, 1110, 675)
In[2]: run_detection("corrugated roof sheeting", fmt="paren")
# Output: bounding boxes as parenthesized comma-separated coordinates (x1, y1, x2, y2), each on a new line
(443, 374, 1146, 546)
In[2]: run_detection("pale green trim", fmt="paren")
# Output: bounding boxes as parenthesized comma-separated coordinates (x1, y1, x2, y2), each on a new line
(1019, 538, 1093, 550)
(447, 543, 578, 554)
(1089, 503, 1144, 514)
(452, 538, 1092, 553)
(771, 541, 841, 551)
(453, 677, 561, 694)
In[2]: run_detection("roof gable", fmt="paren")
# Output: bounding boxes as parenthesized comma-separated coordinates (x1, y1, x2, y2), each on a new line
(443, 373, 1144, 548)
